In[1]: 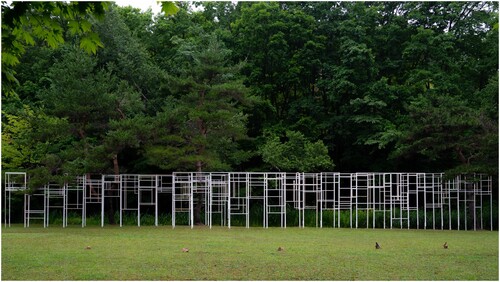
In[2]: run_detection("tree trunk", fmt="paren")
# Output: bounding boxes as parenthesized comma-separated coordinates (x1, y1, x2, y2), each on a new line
(193, 89, 207, 226)
(86, 173, 97, 196)
(107, 186, 116, 225)
(106, 154, 120, 225)
(465, 181, 477, 229)
(465, 179, 481, 230)
(193, 160, 204, 225)
(456, 147, 478, 230)
(113, 154, 120, 176)
(193, 193, 203, 225)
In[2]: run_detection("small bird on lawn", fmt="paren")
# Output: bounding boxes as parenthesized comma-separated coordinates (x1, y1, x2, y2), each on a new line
(85, 246, 91, 250)
(443, 242, 448, 249)
(375, 242, 381, 249)
(277, 246, 284, 252)
(182, 247, 189, 253)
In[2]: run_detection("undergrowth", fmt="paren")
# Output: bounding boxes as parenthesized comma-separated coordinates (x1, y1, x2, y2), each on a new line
(38, 202, 497, 230)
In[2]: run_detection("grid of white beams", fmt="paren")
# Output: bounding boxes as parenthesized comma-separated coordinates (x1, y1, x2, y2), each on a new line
(4, 172, 493, 231)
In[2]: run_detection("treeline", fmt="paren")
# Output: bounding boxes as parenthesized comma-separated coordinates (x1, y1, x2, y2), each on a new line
(2, 2, 498, 185)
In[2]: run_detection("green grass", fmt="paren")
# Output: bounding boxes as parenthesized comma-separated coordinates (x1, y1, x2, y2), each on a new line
(2, 225, 498, 280)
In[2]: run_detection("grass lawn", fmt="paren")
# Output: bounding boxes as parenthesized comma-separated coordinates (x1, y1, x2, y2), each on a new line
(2, 225, 498, 280)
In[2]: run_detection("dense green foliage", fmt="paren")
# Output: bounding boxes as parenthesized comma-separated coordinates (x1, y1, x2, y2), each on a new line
(2, 2, 498, 181)
(37, 202, 497, 230)
(1, 2, 109, 96)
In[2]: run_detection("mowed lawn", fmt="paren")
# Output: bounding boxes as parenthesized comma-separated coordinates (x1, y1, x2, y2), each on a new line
(2, 225, 498, 280)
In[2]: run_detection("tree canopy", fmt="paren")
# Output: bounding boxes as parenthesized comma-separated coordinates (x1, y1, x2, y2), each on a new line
(2, 2, 498, 182)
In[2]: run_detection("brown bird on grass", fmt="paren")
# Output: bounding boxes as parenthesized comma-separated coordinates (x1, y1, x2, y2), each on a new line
(182, 247, 189, 253)
(85, 246, 91, 250)
(375, 242, 381, 249)
(277, 246, 284, 252)
(443, 242, 448, 249)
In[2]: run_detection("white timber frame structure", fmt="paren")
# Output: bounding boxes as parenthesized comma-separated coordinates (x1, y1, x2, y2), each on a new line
(4, 172, 28, 227)
(3, 171, 495, 231)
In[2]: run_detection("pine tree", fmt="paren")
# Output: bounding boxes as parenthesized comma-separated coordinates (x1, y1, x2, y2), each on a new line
(146, 34, 250, 224)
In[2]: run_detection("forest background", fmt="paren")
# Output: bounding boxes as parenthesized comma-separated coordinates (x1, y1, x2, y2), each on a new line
(2, 1, 498, 187)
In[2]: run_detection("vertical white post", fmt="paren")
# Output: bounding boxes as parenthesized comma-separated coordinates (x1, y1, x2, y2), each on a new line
(228, 173, 231, 229)
(4, 187, 7, 227)
(172, 173, 176, 229)
(339, 174, 343, 228)
(44, 186, 48, 228)
(190, 173, 194, 229)
(5, 173, 10, 227)
(389, 174, 393, 229)
(206, 174, 209, 229)
(6, 189, 9, 227)
(440, 174, 443, 230)
(464, 176, 468, 231)
(101, 176, 105, 227)
(301, 173, 305, 228)
(398, 174, 401, 229)
(284, 173, 287, 228)
(457, 176, 460, 230)
(355, 174, 358, 229)
(451, 176, 454, 230)
(27, 194, 30, 228)
(63, 182, 67, 228)
(82, 176, 86, 227)
(423, 175, 427, 230)
(43, 187, 47, 228)
(473, 177, 476, 231)
(479, 179, 482, 230)
(350, 174, 353, 229)
(208, 173, 212, 229)
(490, 176, 492, 231)
(430, 174, 434, 229)
(337, 174, 340, 228)
(9, 189, 13, 227)
(138, 176, 141, 227)
(120, 176, 123, 227)
(400, 174, 403, 229)
(264, 173, 267, 228)
(416, 174, 419, 230)
(370, 174, 372, 229)
(246, 173, 250, 229)
(319, 173, 323, 229)
(406, 174, 410, 229)
(23, 194, 27, 228)
(155, 175, 158, 227)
